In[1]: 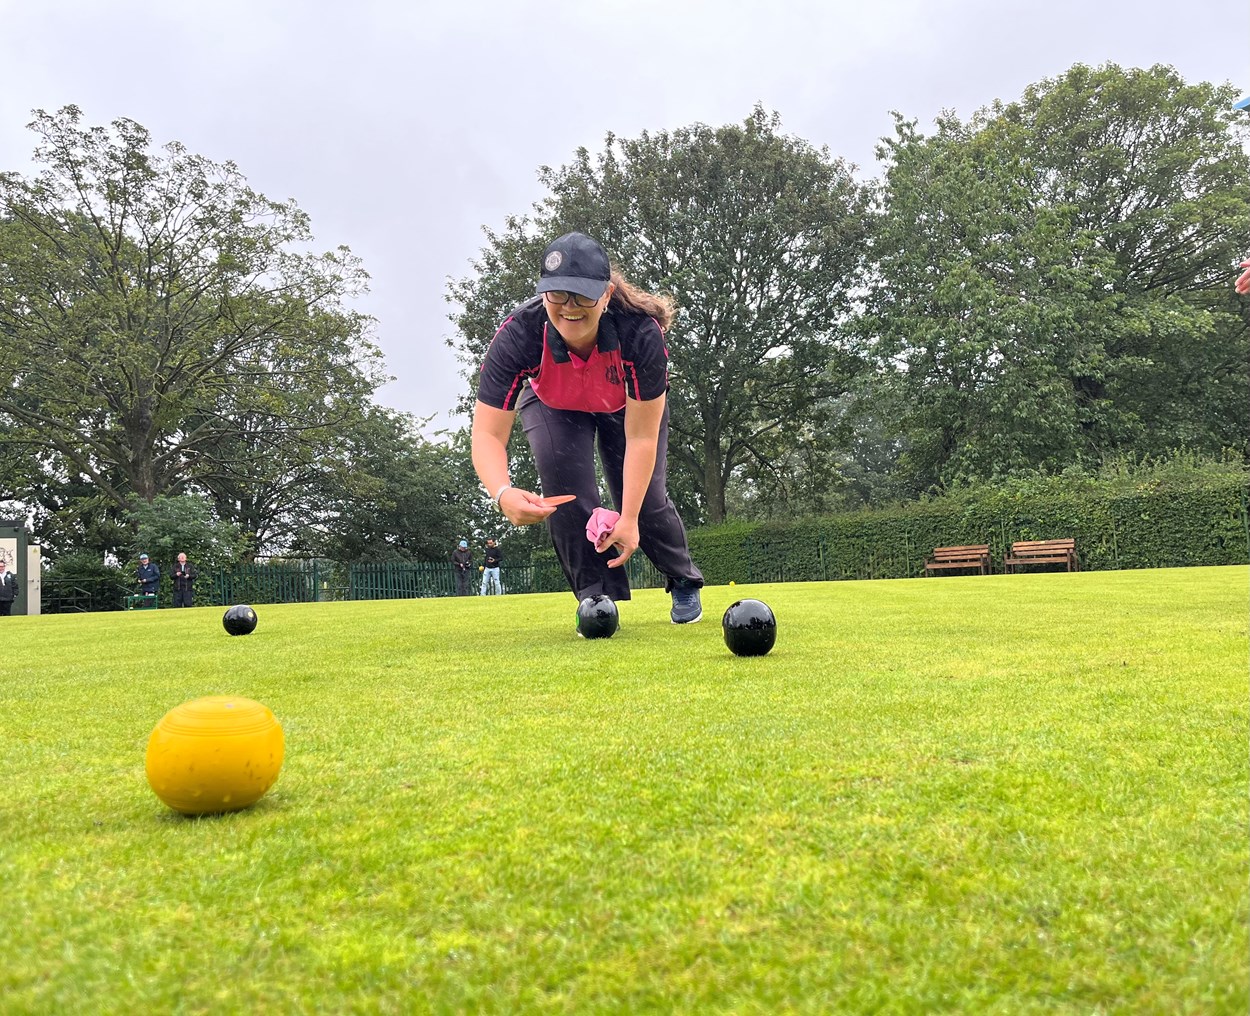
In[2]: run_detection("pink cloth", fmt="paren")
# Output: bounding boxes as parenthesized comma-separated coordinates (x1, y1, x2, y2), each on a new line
(586, 507, 621, 545)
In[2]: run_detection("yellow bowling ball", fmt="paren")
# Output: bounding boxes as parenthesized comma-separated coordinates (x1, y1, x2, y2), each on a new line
(145, 696, 284, 815)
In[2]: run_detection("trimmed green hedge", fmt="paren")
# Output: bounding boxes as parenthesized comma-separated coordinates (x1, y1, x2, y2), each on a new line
(41, 471, 1247, 611)
(688, 474, 1250, 584)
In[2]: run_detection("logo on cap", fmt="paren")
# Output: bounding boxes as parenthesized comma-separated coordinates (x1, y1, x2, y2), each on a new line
(544, 251, 564, 272)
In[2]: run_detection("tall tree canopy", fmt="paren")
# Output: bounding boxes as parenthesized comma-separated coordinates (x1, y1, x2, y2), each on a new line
(862, 63, 1250, 492)
(0, 107, 387, 552)
(448, 108, 870, 524)
(300, 409, 483, 563)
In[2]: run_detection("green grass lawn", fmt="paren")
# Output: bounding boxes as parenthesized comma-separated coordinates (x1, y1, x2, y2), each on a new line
(2, 567, 1246, 1014)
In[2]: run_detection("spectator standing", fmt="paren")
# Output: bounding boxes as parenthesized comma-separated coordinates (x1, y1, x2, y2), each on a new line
(172, 552, 197, 607)
(0, 559, 16, 616)
(136, 553, 160, 599)
(451, 540, 473, 596)
(480, 538, 504, 595)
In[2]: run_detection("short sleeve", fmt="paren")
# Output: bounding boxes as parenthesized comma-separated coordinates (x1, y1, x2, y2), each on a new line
(620, 317, 669, 402)
(476, 314, 542, 411)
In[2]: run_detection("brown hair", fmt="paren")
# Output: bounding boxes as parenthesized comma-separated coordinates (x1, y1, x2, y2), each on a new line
(607, 270, 676, 332)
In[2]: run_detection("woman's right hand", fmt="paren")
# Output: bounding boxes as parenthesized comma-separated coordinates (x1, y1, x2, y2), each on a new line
(499, 488, 557, 526)
(1237, 259, 1250, 295)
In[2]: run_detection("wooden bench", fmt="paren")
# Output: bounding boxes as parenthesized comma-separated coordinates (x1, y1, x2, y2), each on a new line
(924, 544, 991, 575)
(1003, 538, 1078, 573)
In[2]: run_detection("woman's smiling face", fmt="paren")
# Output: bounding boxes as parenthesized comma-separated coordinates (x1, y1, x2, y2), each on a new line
(543, 285, 615, 349)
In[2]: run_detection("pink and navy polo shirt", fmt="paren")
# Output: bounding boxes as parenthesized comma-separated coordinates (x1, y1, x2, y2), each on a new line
(476, 298, 669, 413)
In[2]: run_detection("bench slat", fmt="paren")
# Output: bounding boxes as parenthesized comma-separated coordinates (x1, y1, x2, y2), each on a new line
(925, 544, 990, 575)
(1004, 538, 1078, 573)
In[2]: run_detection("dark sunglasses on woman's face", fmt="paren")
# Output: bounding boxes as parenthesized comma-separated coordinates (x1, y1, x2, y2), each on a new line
(544, 290, 600, 309)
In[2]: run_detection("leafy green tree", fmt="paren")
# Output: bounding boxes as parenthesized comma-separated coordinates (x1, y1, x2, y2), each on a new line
(862, 64, 1250, 492)
(4, 481, 131, 563)
(998, 63, 1250, 458)
(448, 107, 870, 524)
(0, 402, 133, 558)
(831, 389, 914, 508)
(300, 409, 487, 563)
(40, 551, 133, 613)
(0, 108, 386, 546)
(126, 494, 247, 570)
(865, 114, 1119, 489)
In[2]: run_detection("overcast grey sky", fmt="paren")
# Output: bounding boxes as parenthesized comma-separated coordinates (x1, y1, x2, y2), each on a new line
(1, 0, 1243, 431)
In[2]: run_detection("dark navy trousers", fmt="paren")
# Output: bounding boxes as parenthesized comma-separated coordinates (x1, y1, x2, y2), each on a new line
(517, 387, 704, 602)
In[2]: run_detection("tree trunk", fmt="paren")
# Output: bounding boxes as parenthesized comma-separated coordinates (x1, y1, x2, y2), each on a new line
(704, 436, 726, 525)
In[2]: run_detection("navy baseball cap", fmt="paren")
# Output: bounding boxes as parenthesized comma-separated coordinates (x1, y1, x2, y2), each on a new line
(536, 232, 611, 301)
(139, 554, 149, 560)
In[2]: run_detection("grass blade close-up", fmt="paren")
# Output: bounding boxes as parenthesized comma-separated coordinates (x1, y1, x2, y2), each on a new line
(2, 566, 1247, 1014)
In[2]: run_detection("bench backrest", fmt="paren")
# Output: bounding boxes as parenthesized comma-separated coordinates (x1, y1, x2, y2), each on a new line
(1009, 539, 1075, 555)
(931, 544, 989, 560)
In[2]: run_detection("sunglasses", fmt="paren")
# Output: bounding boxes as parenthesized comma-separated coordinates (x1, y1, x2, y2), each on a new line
(544, 290, 601, 309)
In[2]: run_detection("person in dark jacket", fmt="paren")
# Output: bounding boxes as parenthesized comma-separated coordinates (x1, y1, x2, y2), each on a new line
(451, 540, 473, 596)
(0, 559, 16, 616)
(471, 232, 704, 623)
(172, 552, 197, 607)
(480, 538, 504, 595)
(135, 553, 160, 598)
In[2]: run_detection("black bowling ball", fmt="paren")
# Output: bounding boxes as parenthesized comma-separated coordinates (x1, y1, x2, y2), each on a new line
(222, 604, 258, 636)
(576, 595, 618, 639)
(722, 598, 776, 656)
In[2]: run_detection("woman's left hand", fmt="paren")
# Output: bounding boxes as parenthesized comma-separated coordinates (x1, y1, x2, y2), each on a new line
(596, 516, 640, 568)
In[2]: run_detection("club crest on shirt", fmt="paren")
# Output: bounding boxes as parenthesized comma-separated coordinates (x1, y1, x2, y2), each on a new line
(604, 364, 621, 385)
(544, 251, 563, 272)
